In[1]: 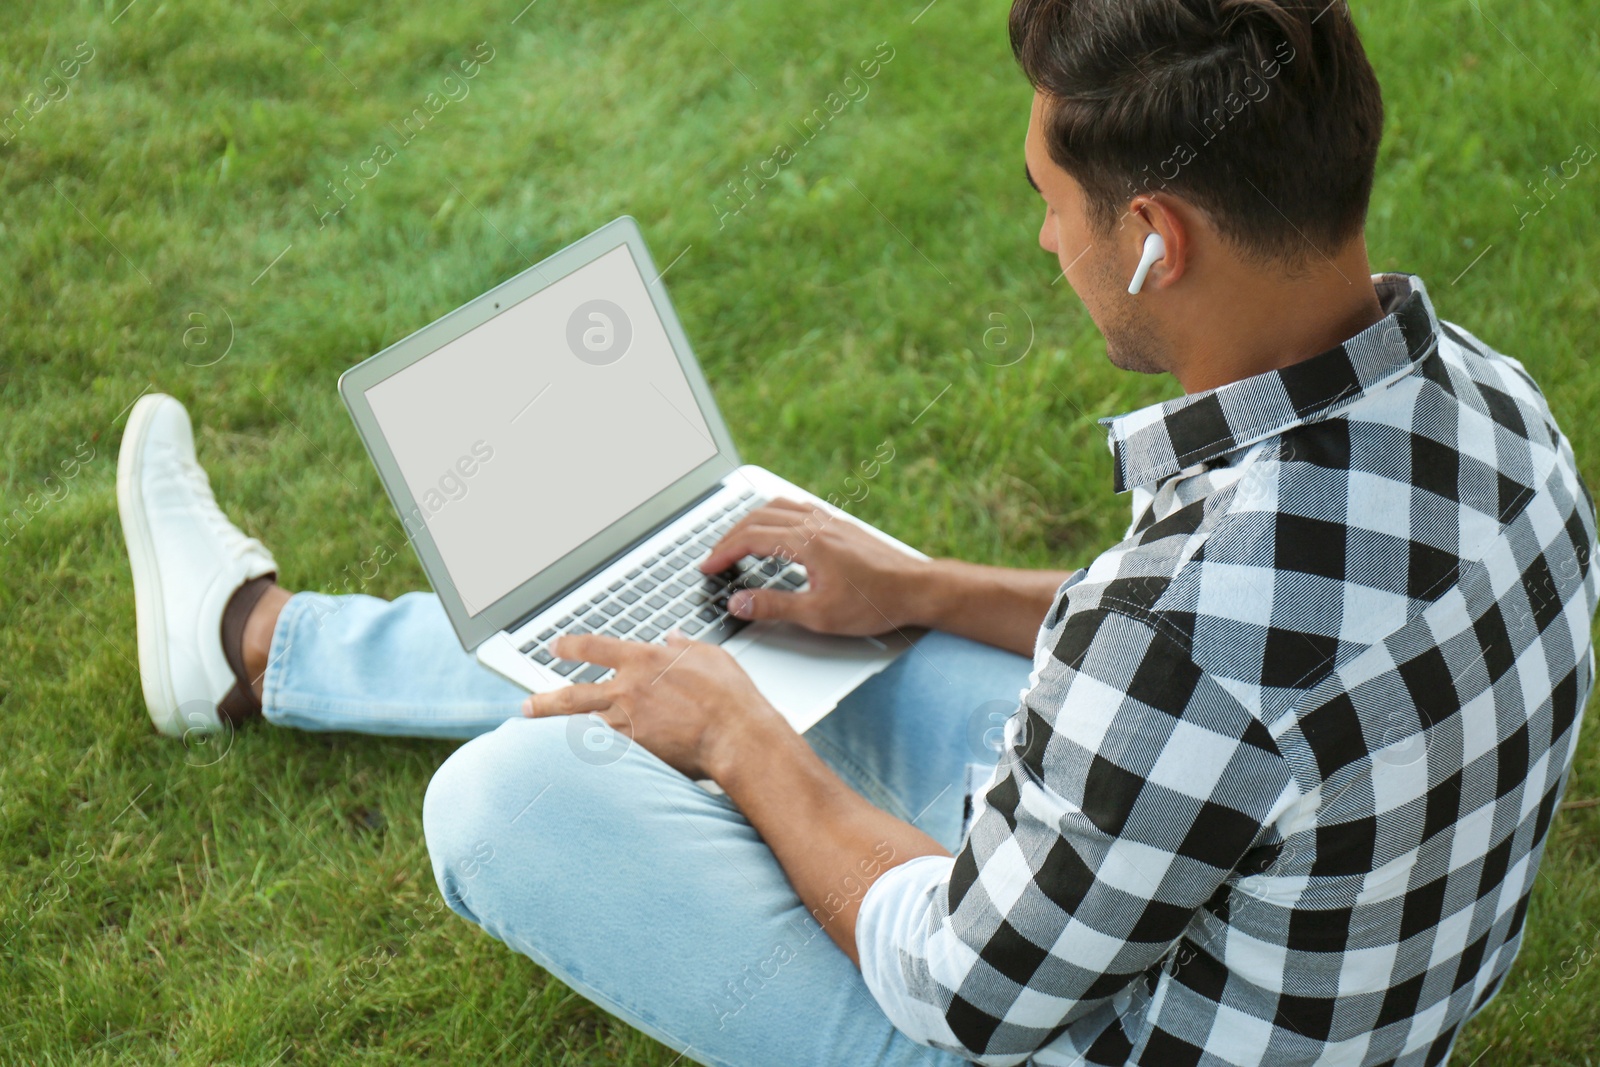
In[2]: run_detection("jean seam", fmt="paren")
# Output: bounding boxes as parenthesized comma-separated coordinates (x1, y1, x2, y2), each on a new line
(807, 733, 911, 823)
(267, 691, 516, 717)
(517, 940, 740, 1067)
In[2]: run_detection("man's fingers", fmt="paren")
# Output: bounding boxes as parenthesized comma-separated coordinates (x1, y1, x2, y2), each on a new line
(522, 683, 614, 717)
(727, 587, 810, 624)
(700, 523, 815, 574)
(550, 631, 639, 668)
(763, 496, 820, 515)
(715, 501, 825, 546)
(708, 507, 809, 560)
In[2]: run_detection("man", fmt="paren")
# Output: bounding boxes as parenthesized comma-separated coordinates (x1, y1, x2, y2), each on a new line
(117, 0, 1596, 1063)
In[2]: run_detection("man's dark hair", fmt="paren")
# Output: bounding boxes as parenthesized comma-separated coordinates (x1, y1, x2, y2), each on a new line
(1010, 0, 1384, 263)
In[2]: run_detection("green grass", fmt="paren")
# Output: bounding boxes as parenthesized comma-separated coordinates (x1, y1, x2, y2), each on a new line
(2, 0, 1598, 1062)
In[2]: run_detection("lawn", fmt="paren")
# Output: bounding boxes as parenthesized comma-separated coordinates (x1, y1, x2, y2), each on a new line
(3, 0, 1599, 1063)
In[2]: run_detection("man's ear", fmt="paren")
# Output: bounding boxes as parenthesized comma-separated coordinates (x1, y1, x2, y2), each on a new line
(1126, 195, 1189, 290)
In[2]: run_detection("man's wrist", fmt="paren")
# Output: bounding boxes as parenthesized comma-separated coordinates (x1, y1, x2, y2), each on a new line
(903, 556, 962, 631)
(704, 700, 796, 786)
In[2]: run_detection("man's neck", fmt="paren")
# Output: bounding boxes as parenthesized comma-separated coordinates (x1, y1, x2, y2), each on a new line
(1166, 237, 1386, 395)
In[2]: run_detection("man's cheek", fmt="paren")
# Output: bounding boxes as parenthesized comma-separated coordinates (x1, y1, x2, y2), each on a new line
(1057, 224, 1093, 278)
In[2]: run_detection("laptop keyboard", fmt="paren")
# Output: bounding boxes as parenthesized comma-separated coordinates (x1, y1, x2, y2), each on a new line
(515, 489, 808, 684)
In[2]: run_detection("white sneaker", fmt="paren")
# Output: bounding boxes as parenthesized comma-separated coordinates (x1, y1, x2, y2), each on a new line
(117, 394, 277, 738)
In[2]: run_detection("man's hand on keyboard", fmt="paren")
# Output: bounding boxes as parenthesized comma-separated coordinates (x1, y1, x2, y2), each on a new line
(698, 498, 930, 637)
(520, 630, 783, 782)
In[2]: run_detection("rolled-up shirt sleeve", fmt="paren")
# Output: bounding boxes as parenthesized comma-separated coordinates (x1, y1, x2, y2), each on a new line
(856, 855, 967, 1051)
(855, 607, 1296, 1063)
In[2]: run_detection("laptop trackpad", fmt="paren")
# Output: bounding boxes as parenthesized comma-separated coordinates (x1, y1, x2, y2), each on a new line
(728, 623, 917, 735)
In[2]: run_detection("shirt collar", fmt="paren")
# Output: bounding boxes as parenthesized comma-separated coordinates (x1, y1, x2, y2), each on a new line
(1099, 273, 1440, 493)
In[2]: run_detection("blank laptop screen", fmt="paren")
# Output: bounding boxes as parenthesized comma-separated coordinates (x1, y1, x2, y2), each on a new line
(363, 244, 717, 616)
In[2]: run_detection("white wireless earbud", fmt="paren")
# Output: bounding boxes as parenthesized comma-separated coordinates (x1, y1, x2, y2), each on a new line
(1127, 233, 1166, 295)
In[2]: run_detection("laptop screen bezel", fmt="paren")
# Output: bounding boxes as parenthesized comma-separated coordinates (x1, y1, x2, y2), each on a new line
(338, 215, 741, 651)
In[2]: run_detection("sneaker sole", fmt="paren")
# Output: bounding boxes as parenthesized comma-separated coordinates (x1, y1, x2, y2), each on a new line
(117, 395, 207, 738)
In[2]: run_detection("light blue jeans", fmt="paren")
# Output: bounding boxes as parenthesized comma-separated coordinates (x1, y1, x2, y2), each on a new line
(262, 591, 1035, 1067)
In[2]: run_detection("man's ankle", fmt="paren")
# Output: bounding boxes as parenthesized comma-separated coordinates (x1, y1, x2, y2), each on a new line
(242, 585, 293, 701)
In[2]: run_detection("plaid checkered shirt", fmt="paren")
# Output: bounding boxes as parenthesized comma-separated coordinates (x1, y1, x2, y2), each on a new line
(855, 274, 1599, 1065)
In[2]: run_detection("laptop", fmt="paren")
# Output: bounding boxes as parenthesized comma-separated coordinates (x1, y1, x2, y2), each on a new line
(338, 216, 918, 734)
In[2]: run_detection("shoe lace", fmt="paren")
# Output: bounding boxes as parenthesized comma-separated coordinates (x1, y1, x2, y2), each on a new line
(174, 460, 268, 560)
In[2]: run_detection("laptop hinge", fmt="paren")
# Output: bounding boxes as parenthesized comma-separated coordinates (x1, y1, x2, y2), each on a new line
(505, 482, 725, 636)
